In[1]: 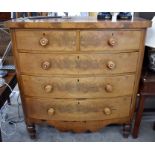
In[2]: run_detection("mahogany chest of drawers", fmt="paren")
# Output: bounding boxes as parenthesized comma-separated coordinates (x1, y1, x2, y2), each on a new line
(6, 17, 151, 138)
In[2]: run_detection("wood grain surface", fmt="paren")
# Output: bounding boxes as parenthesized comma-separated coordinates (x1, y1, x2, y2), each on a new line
(21, 74, 135, 98)
(15, 30, 76, 51)
(80, 30, 141, 51)
(18, 52, 139, 75)
(25, 96, 131, 121)
(7, 17, 151, 136)
(5, 17, 151, 29)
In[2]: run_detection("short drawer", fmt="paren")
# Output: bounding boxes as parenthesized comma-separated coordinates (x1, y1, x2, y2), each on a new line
(15, 29, 77, 51)
(19, 52, 138, 75)
(21, 75, 135, 98)
(25, 97, 131, 121)
(80, 30, 141, 51)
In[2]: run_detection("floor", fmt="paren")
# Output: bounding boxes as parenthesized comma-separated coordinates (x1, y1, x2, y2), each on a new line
(1, 87, 155, 142)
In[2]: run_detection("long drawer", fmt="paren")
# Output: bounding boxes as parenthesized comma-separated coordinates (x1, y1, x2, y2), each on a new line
(15, 30, 77, 51)
(25, 96, 131, 121)
(21, 75, 135, 98)
(19, 52, 138, 75)
(80, 30, 141, 51)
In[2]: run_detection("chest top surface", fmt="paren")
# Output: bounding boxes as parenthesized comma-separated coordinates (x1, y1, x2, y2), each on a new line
(5, 17, 151, 29)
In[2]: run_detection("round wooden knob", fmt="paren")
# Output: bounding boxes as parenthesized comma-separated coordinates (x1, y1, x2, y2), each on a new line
(103, 107, 112, 115)
(108, 37, 117, 46)
(44, 84, 53, 93)
(39, 37, 49, 46)
(48, 108, 55, 116)
(41, 61, 51, 70)
(105, 84, 113, 92)
(107, 61, 115, 70)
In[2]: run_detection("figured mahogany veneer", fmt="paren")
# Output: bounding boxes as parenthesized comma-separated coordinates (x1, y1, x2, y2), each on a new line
(6, 17, 151, 139)
(80, 30, 141, 51)
(21, 75, 135, 98)
(18, 52, 139, 75)
(25, 97, 131, 121)
(15, 30, 77, 51)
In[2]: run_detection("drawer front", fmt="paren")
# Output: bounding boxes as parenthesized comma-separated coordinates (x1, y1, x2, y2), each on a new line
(80, 30, 141, 51)
(25, 97, 131, 121)
(21, 75, 135, 98)
(19, 52, 138, 75)
(15, 30, 76, 51)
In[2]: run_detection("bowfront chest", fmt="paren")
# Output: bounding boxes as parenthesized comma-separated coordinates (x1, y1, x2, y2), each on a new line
(6, 17, 151, 138)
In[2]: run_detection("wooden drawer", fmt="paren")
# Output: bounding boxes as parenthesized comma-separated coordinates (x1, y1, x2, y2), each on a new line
(21, 75, 135, 98)
(80, 30, 141, 51)
(15, 30, 76, 51)
(19, 52, 138, 75)
(25, 97, 131, 121)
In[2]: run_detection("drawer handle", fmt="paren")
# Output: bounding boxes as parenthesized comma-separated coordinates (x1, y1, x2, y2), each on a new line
(48, 108, 55, 116)
(44, 84, 53, 93)
(105, 84, 113, 93)
(41, 61, 51, 70)
(103, 107, 112, 115)
(108, 37, 117, 46)
(40, 37, 49, 46)
(107, 61, 115, 70)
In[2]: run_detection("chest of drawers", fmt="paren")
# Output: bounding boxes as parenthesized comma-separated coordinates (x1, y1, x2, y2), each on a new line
(6, 17, 151, 139)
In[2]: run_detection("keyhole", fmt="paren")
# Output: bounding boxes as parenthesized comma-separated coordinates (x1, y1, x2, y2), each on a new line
(78, 101, 80, 105)
(43, 33, 45, 36)
(112, 33, 114, 36)
(77, 56, 80, 59)
(77, 79, 79, 82)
